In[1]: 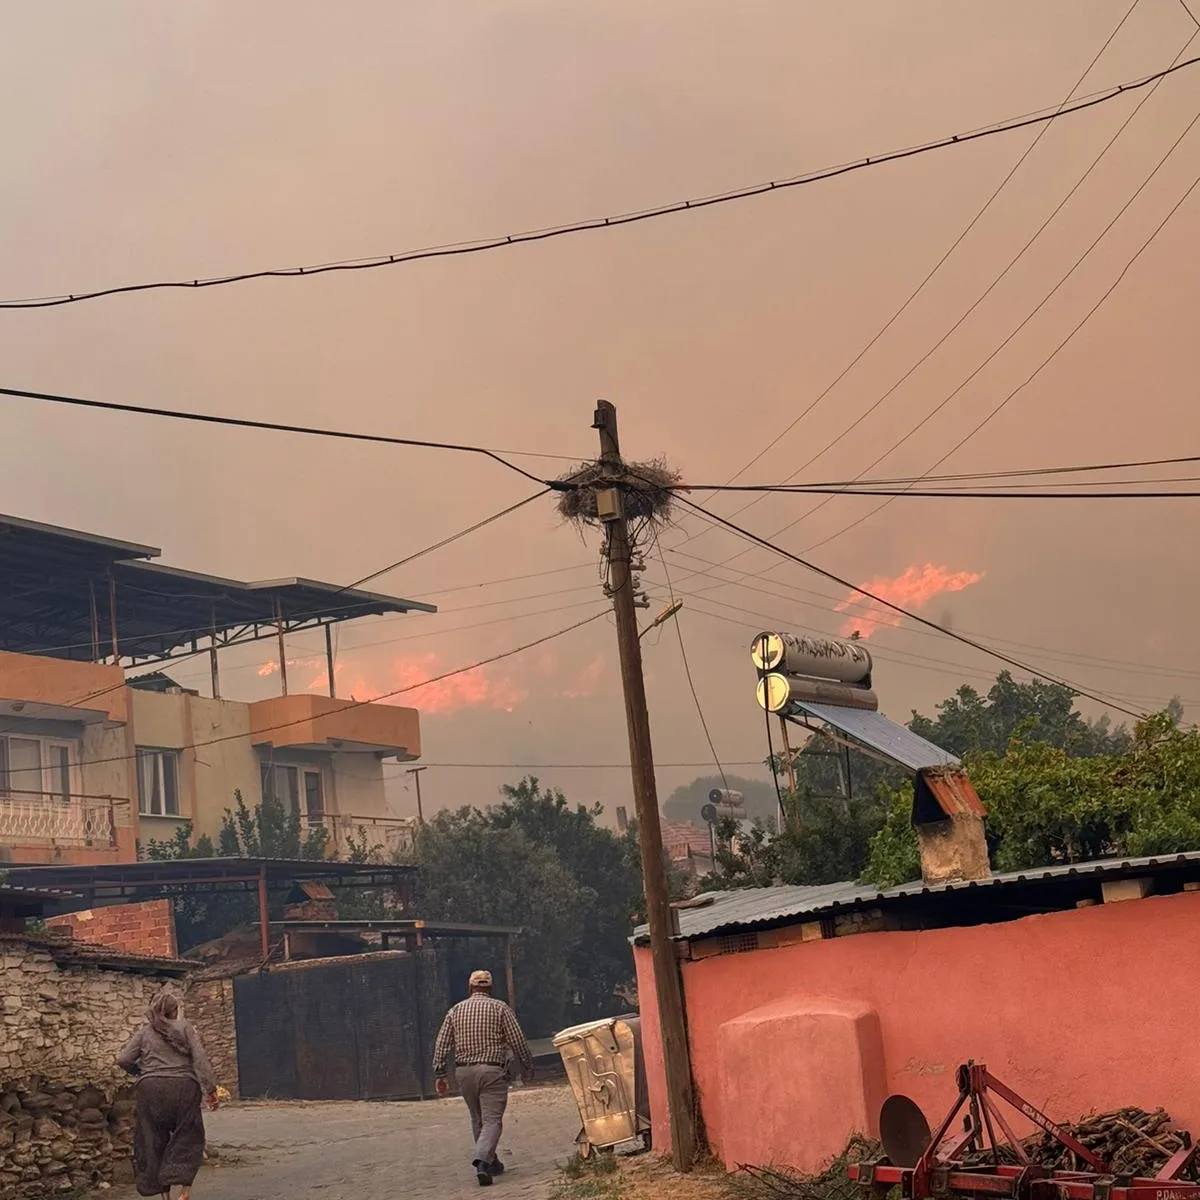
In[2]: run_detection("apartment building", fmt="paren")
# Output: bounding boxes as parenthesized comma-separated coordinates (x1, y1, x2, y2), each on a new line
(0, 514, 432, 865)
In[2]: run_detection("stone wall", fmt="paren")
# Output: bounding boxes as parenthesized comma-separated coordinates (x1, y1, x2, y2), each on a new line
(44, 900, 178, 960)
(185, 977, 239, 1097)
(0, 933, 183, 1198)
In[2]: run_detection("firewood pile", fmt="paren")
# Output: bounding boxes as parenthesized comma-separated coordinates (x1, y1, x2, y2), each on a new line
(735, 1109, 1196, 1200)
(961, 1106, 1193, 1176)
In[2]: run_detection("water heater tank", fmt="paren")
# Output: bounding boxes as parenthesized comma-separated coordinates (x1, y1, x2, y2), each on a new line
(750, 631, 872, 685)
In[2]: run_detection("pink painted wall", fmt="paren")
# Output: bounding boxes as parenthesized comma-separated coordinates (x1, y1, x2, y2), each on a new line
(634, 892, 1200, 1171)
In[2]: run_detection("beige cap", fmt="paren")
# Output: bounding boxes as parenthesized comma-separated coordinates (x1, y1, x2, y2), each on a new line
(469, 969, 493, 988)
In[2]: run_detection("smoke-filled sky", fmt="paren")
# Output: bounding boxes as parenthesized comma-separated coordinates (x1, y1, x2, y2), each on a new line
(2, 2, 1198, 824)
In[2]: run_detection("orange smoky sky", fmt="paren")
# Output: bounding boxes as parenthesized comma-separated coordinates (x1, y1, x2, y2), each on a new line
(835, 563, 984, 639)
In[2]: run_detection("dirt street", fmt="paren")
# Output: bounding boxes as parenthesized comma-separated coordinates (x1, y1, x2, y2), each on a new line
(113, 1084, 580, 1200)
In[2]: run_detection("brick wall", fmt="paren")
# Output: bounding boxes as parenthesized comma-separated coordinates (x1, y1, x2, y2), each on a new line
(45, 900, 178, 959)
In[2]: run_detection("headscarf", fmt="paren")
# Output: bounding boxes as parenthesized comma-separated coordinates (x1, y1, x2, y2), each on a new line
(147, 987, 191, 1056)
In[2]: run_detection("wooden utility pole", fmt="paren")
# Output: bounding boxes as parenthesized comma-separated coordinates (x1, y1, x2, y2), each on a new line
(593, 400, 697, 1170)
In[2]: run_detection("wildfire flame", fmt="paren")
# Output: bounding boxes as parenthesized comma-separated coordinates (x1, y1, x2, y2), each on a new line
(257, 655, 322, 678)
(835, 562, 983, 639)
(300, 652, 527, 715)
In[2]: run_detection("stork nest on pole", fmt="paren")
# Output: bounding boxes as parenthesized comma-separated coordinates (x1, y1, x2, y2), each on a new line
(554, 457, 681, 527)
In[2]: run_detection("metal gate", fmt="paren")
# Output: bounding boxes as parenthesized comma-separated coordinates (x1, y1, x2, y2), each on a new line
(234, 949, 449, 1100)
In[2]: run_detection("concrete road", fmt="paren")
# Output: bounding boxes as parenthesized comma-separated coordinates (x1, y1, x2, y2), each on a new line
(114, 1084, 579, 1200)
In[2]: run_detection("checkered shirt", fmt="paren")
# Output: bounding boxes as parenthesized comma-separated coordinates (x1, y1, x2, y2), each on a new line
(433, 992, 532, 1076)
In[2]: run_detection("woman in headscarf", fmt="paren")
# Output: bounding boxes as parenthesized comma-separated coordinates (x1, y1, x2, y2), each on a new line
(117, 987, 219, 1200)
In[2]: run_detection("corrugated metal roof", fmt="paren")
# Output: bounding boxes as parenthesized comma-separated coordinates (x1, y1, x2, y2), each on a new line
(794, 701, 959, 771)
(633, 851, 1200, 943)
(0, 884, 81, 903)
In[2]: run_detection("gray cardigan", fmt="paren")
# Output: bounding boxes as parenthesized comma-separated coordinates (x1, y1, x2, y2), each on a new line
(117, 1020, 217, 1095)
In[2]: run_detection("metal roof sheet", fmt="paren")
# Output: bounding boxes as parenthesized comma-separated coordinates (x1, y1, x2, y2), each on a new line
(0, 513, 159, 561)
(794, 701, 960, 771)
(634, 851, 1200, 943)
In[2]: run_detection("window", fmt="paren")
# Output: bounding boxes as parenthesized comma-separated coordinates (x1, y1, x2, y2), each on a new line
(137, 748, 180, 817)
(261, 763, 325, 825)
(0, 734, 80, 801)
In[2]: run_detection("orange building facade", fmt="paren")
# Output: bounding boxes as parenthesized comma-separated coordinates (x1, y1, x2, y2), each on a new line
(0, 514, 430, 866)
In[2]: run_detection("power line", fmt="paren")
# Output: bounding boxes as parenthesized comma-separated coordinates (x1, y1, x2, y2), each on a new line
(679, 24, 1200, 576)
(409, 562, 594, 599)
(804, 146, 1200, 553)
(651, 530, 728, 791)
(5, 55, 1200, 311)
(675, 597, 1192, 709)
(17, 488, 568, 660)
(685, 103, 1200, 597)
(344, 488, 551, 591)
(383, 760, 769, 771)
(162, 595, 610, 685)
(670, 493, 1149, 719)
(776, 42, 1200, 551)
(675, 485, 1200, 499)
(8, 608, 608, 779)
(0, 386, 568, 486)
(661, 544, 1200, 682)
(689, 452, 1200, 491)
(670, 0, 1148, 547)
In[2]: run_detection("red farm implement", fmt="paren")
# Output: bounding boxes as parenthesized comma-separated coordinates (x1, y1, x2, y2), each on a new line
(849, 1062, 1200, 1200)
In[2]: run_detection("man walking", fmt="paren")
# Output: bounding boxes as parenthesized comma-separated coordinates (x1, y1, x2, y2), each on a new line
(433, 969, 533, 1187)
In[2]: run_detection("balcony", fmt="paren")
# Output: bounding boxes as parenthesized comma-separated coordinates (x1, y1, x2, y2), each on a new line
(0, 791, 128, 862)
(250, 694, 420, 758)
(316, 813, 418, 859)
(0, 651, 129, 726)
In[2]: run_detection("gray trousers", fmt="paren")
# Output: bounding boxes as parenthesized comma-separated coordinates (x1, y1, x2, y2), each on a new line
(456, 1064, 509, 1165)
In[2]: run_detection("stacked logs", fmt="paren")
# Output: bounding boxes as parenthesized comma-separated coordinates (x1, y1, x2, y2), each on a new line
(961, 1108, 1191, 1177)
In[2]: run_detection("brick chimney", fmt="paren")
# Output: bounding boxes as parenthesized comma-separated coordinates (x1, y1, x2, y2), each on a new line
(912, 769, 990, 885)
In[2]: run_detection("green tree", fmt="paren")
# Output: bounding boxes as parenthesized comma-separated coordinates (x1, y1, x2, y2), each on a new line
(863, 712, 1200, 886)
(700, 672, 1182, 894)
(409, 806, 589, 1036)
(485, 778, 644, 1020)
(908, 672, 1133, 758)
(142, 788, 330, 950)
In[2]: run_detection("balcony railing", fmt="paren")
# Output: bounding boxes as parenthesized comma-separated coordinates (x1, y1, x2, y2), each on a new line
(0, 792, 118, 847)
(311, 813, 418, 859)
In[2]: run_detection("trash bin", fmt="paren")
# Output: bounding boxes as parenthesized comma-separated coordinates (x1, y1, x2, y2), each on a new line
(553, 1015, 651, 1157)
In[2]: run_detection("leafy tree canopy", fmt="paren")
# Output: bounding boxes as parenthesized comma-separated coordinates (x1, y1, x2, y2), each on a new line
(143, 789, 329, 950)
(864, 710, 1200, 886)
(702, 672, 1185, 894)
(409, 777, 643, 1036)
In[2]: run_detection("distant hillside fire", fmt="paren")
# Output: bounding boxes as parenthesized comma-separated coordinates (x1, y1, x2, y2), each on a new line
(835, 562, 983, 638)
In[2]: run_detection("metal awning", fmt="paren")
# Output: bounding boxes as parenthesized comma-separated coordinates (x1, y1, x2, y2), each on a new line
(791, 700, 959, 772)
(4, 857, 417, 902)
(274, 919, 521, 936)
(6, 857, 420, 963)
(0, 512, 437, 664)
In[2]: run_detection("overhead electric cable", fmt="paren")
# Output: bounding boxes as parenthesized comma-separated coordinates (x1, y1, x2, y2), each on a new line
(0, 386, 567, 486)
(12, 609, 607, 778)
(680, 28, 1200, 578)
(669, 493, 1149, 719)
(3, 53, 1199, 310)
(669, 0, 1147, 548)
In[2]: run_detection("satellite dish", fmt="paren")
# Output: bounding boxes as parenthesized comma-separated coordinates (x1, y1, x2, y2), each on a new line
(880, 1094, 931, 1168)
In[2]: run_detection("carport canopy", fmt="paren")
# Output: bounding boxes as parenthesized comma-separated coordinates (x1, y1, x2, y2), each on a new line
(5, 857, 418, 960)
